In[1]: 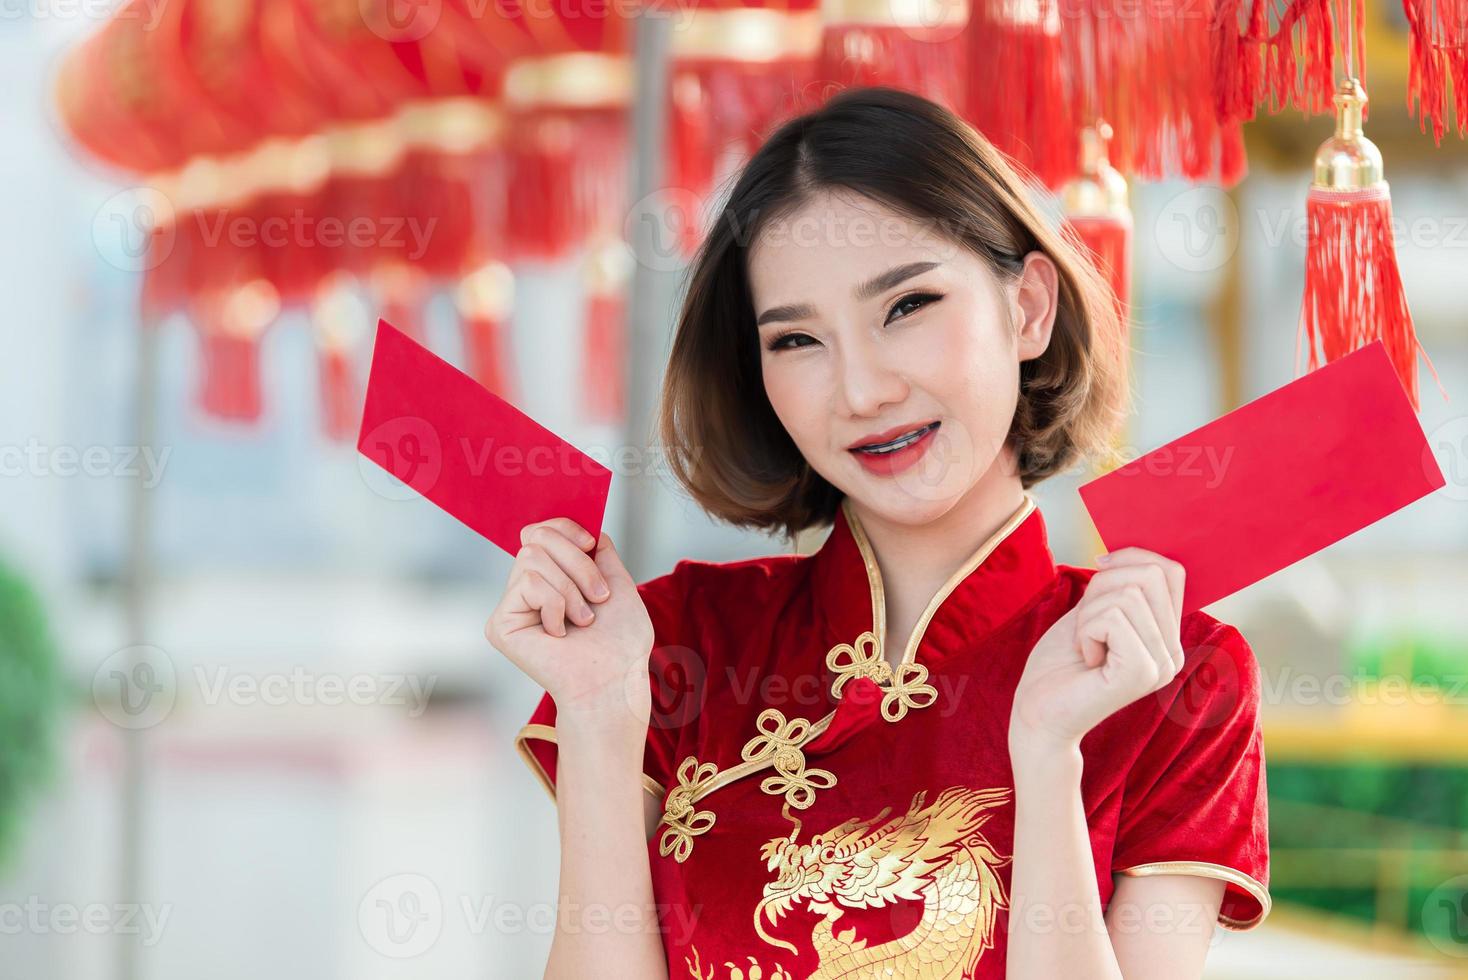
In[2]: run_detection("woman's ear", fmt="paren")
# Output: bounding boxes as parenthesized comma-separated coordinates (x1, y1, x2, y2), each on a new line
(1012, 251, 1059, 363)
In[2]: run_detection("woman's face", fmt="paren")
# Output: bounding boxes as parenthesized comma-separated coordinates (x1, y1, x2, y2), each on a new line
(749, 189, 1059, 527)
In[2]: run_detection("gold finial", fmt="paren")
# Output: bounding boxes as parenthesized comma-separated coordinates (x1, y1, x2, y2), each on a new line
(1060, 121, 1129, 219)
(1312, 78, 1383, 191)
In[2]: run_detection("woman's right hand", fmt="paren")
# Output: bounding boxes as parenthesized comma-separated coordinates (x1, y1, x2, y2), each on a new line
(485, 518, 655, 720)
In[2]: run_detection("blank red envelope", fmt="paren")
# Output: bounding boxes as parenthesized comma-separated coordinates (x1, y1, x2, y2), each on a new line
(1078, 340, 1446, 614)
(357, 319, 613, 554)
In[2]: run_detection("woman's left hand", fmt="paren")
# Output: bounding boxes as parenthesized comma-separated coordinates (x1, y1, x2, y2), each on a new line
(1009, 548, 1186, 757)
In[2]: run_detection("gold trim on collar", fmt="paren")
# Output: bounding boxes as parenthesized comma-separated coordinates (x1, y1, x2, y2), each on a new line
(1116, 860, 1272, 931)
(841, 492, 1037, 671)
(513, 722, 668, 804)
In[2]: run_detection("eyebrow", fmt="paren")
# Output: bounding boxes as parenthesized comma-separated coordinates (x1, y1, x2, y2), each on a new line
(754, 260, 942, 328)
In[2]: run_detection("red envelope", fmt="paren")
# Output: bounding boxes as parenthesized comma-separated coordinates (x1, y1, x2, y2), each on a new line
(1078, 340, 1446, 613)
(357, 319, 613, 554)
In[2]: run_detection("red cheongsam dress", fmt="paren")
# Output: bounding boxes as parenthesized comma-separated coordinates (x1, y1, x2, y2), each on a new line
(516, 492, 1270, 979)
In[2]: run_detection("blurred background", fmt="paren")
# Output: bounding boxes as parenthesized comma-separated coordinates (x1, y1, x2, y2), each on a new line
(3, 0, 1468, 976)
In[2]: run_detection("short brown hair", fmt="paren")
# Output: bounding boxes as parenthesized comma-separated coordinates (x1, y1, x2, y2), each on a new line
(656, 86, 1129, 542)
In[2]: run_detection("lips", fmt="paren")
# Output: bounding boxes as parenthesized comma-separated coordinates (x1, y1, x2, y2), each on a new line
(849, 421, 940, 454)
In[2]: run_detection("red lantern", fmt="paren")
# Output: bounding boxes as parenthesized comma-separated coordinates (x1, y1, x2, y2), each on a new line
(816, 0, 969, 115)
(668, 0, 821, 256)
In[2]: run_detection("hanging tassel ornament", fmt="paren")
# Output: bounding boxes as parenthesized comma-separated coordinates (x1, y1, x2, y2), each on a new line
(668, 3, 821, 259)
(814, 0, 970, 115)
(502, 52, 633, 263)
(1403, 0, 1468, 144)
(371, 262, 430, 345)
(579, 238, 634, 425)
(1060, 121, 1132, 334)
(1298, 77, 1443, 411)
(193, 280, 279, 424)
(455, 261, 517, 401)
(965, 0, 1072, 188)
(310, 272, 370, 441)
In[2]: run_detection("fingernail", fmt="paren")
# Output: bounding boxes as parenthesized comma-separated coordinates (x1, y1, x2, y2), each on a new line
(1097, 553, 1111, 565)
(593, 583, 610, 600)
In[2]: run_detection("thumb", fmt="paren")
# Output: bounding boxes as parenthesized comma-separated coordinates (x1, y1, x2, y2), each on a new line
(593, 532, 632, 584)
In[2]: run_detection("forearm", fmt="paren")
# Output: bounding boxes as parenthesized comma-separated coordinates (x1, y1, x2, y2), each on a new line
(544, 708, 669, 980)
(1006, 738, 1123, 980)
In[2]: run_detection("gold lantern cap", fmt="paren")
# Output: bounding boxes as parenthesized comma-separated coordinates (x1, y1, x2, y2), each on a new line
(1312, 78, 1383, 191)
(1059, 122, 1129, 219)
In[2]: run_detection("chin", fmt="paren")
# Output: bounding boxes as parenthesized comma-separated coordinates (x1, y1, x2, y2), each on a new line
(844, 480, 968, 529)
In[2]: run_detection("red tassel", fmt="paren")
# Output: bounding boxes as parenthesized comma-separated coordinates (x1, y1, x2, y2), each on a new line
(814, 23, 968, 117)
(197, 328, 263, 422)
(1298, 184, 1443, 411)
(669, 56, 816, 257)
(373, 265, 429, 344)
(1065, 214, 1132, 326)
(318, 345, 358, 441)
(192, 283, 277, 424)
(504, 106, 629, 263)
(966, 1, 1073, 188)
(581, 288, 626, 424)
(462, 314, 517, 401)
(1403, 0, 1468, 144)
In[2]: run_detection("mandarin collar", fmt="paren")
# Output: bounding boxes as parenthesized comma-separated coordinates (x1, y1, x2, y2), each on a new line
(809, 492, 1060, 670)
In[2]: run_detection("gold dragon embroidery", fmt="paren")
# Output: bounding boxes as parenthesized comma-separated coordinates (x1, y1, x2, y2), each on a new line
(685, 785, 1012, 980)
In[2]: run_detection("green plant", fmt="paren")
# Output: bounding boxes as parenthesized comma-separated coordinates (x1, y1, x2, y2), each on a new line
(0, 555, 63, 870)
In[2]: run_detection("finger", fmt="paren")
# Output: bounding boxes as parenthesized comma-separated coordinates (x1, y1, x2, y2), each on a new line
(1110, 584, 1177, 688)
(521, 518, 598, 553)
(592, 532, 634, 588)
(519, 546, 597, 626)
(522, 570, 569, 637)
(521, 523, 612, 603)
(1078, 604, 1155, 692)
(1087, 564, 1181, 667)
(1078, 587, 1166, 684)
(1097, 548, 1185, 627)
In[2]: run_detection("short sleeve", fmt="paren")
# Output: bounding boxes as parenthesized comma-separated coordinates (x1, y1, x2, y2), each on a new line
(513, 565, 698, 806)
(1111, 622, 1271, 931)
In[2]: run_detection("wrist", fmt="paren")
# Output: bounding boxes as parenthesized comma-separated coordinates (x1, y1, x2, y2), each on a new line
(1008, 723, 1084, 777)
(557, 696, 650, 743)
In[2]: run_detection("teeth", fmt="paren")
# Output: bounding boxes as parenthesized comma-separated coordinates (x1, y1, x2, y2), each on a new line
(856, 422, 936, 454)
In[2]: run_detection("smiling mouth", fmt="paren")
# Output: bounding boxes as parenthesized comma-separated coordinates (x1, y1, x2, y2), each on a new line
(850, 421, 940, 455)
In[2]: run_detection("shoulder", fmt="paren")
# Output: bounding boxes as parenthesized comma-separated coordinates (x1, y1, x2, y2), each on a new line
(634, 549, 813, 641)
(638, 549, 810, 603)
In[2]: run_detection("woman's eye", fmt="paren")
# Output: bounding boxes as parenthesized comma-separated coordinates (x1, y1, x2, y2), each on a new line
(767, 331, 815, 352)
(886, 291, 943, 324)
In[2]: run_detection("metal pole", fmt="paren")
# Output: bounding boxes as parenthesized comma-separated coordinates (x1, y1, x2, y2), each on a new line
(620, 9, 674, 575)
(118, 315, 158, 980)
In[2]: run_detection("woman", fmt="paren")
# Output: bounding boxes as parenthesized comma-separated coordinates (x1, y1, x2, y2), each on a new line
(489, 86, 1269, 979)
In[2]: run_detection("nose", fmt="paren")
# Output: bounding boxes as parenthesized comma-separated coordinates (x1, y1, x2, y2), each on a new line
(837, 332, 909, 418)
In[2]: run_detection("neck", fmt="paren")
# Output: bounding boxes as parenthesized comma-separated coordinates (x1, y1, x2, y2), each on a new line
(847, 445, 1028, 664)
